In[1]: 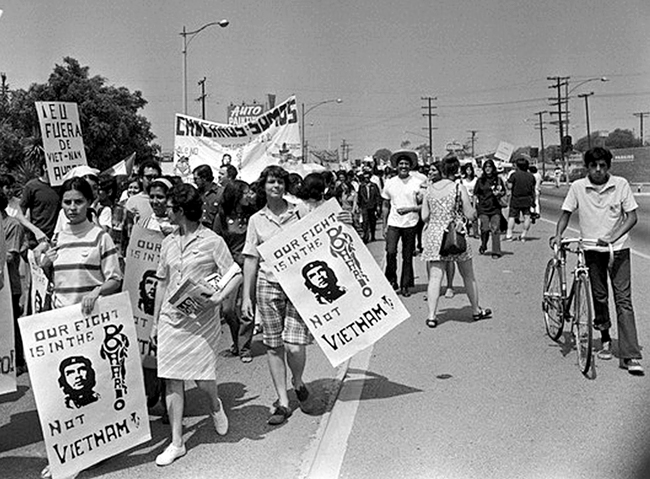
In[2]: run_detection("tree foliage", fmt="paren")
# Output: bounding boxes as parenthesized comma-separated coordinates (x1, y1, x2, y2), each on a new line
(373, 148, 392, 163)
(0, 57, 159, 178)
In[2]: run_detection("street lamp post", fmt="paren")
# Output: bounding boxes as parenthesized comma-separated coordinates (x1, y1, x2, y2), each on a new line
(578, 92, 594, 150)
(301, 99, 342, 161)
(566, 77, 608, 131)
(181, 20, 229, 115)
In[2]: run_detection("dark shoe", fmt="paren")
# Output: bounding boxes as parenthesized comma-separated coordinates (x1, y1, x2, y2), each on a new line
(294, 384, 309, 403)
(478, 245, 486, 255)
(472, 308, 492, 321)
(268, 405, 292, 425)
(620, 359, 644, 376)
(400, 287, 411, 297)
(425, 318, 438, 328)
(391, 282, 399, 291)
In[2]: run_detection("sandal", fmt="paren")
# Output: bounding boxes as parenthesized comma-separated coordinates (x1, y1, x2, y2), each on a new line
(425, 318, 439, 328)
(472, 308, 492, 321)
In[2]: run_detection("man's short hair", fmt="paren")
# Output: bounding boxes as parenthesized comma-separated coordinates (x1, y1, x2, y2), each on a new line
(583, 147, 612, 168)
(193, 164, 214, 182)
(516, 157, 530, 171)
(138, 159, 162, 178)
(223, 164, 238, 181)
(442, 157, 460, 178)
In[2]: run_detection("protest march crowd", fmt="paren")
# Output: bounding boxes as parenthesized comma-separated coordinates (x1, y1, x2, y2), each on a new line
(0, 140, 643, 476)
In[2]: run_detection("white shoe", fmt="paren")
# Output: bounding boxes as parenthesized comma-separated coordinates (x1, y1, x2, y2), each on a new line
(212, 398, 229, 435)
(155, 443, 186, 466)
(444, 288, 454, 299)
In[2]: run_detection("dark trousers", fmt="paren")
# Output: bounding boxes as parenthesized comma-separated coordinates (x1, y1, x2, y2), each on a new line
(12, 294, 25, 368)
(222, 284, 254, 355)
(385, 225, 417, 288)
(361, 208, 377, 242)
(479, 213, 502, 255)
(585, 248, 641, 360)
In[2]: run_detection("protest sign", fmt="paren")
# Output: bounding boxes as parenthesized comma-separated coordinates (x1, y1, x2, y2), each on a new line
(258, 200, 410, 367)
(35, 101, 88, 186)
(122, 224, 163, 369)
(0, 264, 16, 395)
(28, 250, 51, 315)
(173, 95, 300, 183)
(19, 292, 150, 479)
(494, 141, 514, 162)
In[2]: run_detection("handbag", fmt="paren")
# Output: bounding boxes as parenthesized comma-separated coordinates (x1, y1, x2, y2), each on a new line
(439, 184, 468, 256)
(495, 178, 509, 208)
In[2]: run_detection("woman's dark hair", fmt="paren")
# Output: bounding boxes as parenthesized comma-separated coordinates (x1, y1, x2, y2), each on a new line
(515, 157, 530, 171)
(0, 191, 7, 211)
(442, 157, 460, 179)
(583, 147, 612, 168)
(98, 174, 118, 205)
(287, 173, 303, 197)
(193, 164, 214, 182)
(429, 161, 443, 179)
(478, 159, 499, 187)
(297, 173, 325, 201)
(169, 183, 203, 222)
(481, 159, 497, 178)
(62, 177, 95, 203)
(254, 165, 289, 204)
(138, 159, 162, 178)
(461, 163, 475, 178)
(217, 180, 256, 230)
(0, 173, 16, 190)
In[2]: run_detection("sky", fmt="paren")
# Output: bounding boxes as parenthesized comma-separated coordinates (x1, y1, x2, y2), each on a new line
(1, 0, 649, 160)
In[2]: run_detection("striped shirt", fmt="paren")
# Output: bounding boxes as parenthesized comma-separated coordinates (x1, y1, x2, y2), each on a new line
(52, 220, 122, 308)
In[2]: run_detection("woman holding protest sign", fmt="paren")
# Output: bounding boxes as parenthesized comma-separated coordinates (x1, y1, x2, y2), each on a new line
(152, 183, 242, 467)
(241, 165, 314, 426)
(39, 176, 122, 478)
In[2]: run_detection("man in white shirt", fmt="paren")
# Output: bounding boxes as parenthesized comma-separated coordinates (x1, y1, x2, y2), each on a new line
(381, 150, 423, 297)
(553, 147, 642, 375)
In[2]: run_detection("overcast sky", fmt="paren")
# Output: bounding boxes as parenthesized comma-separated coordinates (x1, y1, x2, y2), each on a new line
(1, 0, 649, 159)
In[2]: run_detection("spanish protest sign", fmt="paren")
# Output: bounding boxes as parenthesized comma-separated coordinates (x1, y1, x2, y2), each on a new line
(173, 95, 300, 183)
(35, 101, 88, 186)
(28, 250, 51, 315)
(122, 224, 163, 369)
(18, 292, 150, 479)
(0, 264, 17, 395)
(257, 199, 410, 367)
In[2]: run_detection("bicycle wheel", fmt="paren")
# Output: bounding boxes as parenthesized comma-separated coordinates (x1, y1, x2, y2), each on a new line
(573, 272, 594, 375)
(542, 258, 564, 341)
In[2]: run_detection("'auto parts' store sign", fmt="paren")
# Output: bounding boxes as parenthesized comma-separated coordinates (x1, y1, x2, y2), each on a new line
(227, 103, 265, 126)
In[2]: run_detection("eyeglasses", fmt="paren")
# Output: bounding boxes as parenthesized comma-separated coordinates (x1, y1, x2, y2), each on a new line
(144, 174, 159, 180)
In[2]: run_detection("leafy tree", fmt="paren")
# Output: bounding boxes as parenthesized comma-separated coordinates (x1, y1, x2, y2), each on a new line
(0, 57, 159, 178)
(603, 128, 642, 149)
(414, 143, 431, 163)
(373, 148, 392, 164)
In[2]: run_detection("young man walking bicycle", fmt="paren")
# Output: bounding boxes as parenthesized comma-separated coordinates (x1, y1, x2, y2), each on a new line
(553, 147, 643, 375)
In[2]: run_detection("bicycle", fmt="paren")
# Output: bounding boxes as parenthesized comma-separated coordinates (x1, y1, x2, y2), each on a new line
(542, 238, 602, 375)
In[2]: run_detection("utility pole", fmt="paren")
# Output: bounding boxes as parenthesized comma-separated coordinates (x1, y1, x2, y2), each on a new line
(196, 77, 207, 119)
(534, 110, 548, 178)
(421, 96, 437, 162)
(0, 72, 6, 102)
(578, 92, 594, 149)
(633, 112, 650, 145)
(341, 139, 351, 163)
(548, 76, 569, 181)
(467, 130, 478, 158)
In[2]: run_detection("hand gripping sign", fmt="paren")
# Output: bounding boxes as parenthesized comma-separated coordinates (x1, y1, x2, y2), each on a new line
(258, 199, 410, 367)
(19, 292, 150, 479)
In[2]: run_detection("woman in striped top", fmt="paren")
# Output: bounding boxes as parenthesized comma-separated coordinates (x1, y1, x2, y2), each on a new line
(42, 177, 122, 314)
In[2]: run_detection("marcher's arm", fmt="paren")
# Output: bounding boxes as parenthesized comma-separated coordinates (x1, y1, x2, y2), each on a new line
(552, 210, 572, 248)
(382, 199, 390, 233)
(81, 278, 122, 316)
(241, 255, 259, 319)
(209, 271, 242, 306)
(459, 184, 476, 220)
(421, 195, 430, 223)
(600, 209, 637, 246)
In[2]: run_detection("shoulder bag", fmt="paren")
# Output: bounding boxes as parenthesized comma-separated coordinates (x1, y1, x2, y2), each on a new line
(439, 183, 468, 256)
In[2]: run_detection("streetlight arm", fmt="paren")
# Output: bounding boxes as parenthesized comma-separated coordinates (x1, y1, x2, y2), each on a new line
(568, 77, 608, 96)
(304, 98, 342, 116)
(182, 20, 229, 49)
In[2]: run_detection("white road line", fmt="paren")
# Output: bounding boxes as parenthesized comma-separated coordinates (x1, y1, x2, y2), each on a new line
(539, 217, 650, 261)
(303, 346, 373, 479)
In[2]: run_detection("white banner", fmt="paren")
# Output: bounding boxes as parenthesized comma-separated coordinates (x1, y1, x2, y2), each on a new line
(35, 101, 88, 186)
(28, 250, 51, 315)
(0, 264, 16, 395)
(122, 225, 164, 369)
(173, 95, 301, 183)
(19, 292, 150, 479)
(258, 200, 410, 367)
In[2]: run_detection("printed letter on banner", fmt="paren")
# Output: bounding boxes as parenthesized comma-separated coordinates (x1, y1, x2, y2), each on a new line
(0, 264, 16, 395)
(258, 199, 410, 367)
(35, 101, 88, 186)
(122, 224, 164, 368)
(18, 292, 150, 479)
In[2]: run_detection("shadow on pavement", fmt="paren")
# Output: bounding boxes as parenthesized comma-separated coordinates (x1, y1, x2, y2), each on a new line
(339, 369, 422, 402)
(0, 456, 47, 479)
(0, 409, 42, 452)
(0, 385, 30, 405)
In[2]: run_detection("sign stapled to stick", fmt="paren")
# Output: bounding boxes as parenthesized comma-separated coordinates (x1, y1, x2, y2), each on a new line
(35, 101, 88, 186)
(19, 292, 150, 479)
(173, 95, 300, 183)
(258, 199, 410, 367)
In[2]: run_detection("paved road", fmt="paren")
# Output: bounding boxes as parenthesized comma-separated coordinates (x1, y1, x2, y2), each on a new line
(311, 205, 650, 479)
(3, 195, 650, 479)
